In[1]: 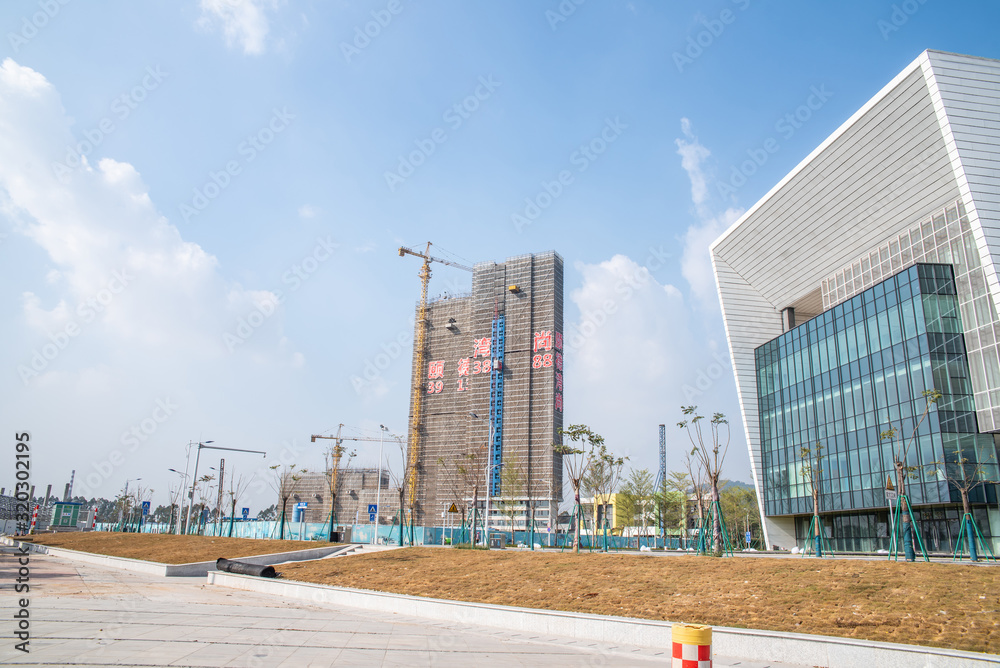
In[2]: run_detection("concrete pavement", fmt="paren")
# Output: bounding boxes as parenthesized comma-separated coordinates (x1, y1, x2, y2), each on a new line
(0, 546, 805, 667)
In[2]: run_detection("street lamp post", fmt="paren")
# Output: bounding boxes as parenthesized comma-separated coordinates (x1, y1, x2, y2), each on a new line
(184, 442, 266, 537)
(373, 425, 389, 545)
(175, 442, 200, 534)
(167, 468, 189, 534)
(183, 441, 213, 535)
(469, 412, 496, 549)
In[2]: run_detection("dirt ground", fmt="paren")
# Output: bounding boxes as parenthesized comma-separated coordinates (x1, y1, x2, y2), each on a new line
(279, 547, 1000, 655)
(14, 533, 1000, 654)
(19, 532, 328, 564)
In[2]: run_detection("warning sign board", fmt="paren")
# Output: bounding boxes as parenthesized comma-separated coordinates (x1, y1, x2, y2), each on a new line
(448, 503, 459, 513)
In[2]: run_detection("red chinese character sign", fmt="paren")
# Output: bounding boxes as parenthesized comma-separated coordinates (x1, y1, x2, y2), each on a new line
(532, 330, 563, 413)
(473, 337, 491, 358)
(427, 360, 444, 379)
(533, 330, 552, 352)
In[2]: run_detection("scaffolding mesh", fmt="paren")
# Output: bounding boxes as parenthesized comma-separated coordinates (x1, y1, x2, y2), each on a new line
(406, 251, 564, 527)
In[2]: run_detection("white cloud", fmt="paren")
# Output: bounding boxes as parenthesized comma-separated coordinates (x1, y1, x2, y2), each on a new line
(197, 0, 281, 55)
(680, 207, 742, 306)
(297, 204, 318, 219)
(0, 59, 300, 370)
(564, 254, 747, 487)
(675, 118, 744, 308)
(566, 255, 696, 459)
(675, 117, 712, 215)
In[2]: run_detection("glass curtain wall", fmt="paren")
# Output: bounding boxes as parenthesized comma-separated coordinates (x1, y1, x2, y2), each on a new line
(757, 263, 999, 553)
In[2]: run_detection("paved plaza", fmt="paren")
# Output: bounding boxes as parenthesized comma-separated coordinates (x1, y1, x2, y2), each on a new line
(0, 545, 811, 667)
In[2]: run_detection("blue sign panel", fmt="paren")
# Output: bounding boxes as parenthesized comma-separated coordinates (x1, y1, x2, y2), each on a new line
(241, 507, 249, 520)
(367, 504, 377, 514)
(745, 531, 752, 545)
(141, 501, 150, 516)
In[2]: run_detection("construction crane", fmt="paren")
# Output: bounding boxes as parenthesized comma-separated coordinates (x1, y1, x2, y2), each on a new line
(311, 425, 405, 540)
(397, 243, 472, 513)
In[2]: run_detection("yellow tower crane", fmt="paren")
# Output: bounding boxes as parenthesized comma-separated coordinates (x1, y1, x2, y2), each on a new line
(397, 243, 472, 516)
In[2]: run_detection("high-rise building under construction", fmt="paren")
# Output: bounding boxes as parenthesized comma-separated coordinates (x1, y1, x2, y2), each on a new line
(406, 251, 564, 530)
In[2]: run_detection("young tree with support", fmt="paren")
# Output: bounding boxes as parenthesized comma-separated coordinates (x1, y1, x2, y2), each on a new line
(666, 470, 691, 550)
(498, 453, 527, 545)
(166, 484, 183, 534)
(195, 475, 214, 535)
(457, 451, 485, 546)
(800, 441, 831, 557)
(678, 407, 731, 556)
(589, 445, 627, 552)
(269, 464, 308, 540)
(224, 472, 254, 538)
(553, 424, 602, 554)
(387, 438, 414, 547)
(927, 439, 998, 562)
(683, 452, 706, 552)
(325, 443, 356, 542)
(880, 389, 941, 563)
(619, 467, 654, 548)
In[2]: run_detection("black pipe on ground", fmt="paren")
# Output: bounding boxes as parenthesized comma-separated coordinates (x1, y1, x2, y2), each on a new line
(215, 557, 277, 578)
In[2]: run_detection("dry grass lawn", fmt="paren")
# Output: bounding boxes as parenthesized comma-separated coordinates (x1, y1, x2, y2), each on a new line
(20, 531, 327, 564)
(14, 533, 1000, 654)
(280, 547, 1000, 655)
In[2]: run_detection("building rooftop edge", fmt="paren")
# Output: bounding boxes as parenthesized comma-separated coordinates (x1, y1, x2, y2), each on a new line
(709, 48, 1000, 255)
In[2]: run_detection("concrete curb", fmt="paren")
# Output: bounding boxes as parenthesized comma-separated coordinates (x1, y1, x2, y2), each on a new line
(0, 537, 355, 576)
(207, 571, 1000, 668)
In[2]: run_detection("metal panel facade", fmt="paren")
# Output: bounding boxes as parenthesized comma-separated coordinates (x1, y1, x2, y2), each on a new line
(712, 50, 1000, 548)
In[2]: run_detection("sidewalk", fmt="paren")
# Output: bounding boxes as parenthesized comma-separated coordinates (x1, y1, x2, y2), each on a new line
(0, 546, 802, 667)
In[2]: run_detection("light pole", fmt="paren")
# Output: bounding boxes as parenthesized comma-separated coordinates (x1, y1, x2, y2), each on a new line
(373, 425, 389, 545)
(176, 441, 200, 534)
(183, 441, 213, 535)
(185, 442, 266, 537)
(167, 468, 189, 534)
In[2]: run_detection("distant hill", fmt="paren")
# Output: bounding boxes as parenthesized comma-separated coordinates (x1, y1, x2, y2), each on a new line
(720, 480, 754, 492)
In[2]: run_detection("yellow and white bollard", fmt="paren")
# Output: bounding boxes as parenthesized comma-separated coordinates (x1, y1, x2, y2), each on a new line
(671, 623, 712, 668)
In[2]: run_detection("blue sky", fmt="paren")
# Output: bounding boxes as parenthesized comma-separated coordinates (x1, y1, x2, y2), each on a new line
(2, 0, 998, 511)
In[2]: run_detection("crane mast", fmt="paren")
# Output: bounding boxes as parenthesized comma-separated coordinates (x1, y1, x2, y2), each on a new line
(397, 243, 472, 514)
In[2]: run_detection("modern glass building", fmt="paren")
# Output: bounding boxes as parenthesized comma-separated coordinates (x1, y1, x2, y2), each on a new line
(756, 262, 998, 552)
(711, 51, 1000, 552)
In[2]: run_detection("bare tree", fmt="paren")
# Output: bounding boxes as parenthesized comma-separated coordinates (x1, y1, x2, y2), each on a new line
(553, 424, 602, 554)
(498, 454, 527, 541)
(666, 470, 691, 549)
(325, 443, 356, 541)
(225, 471, 255, 537)
(195, 474, 215, 535)
(437, 445, 485, 543)
(879, 389, 941, 562)
(927, 439, 997, 561)
(167, 483, 183, 533)
(683, 451, 705, 551)
(619, 467, 654, 548)
(800, 441, 825, 556)
(590, 444, 627, 551)
(268, 464, 308, 540)
(678, 407, 730, 556)
(132, 483, 153, 532)
(386, 439, 413, 546)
